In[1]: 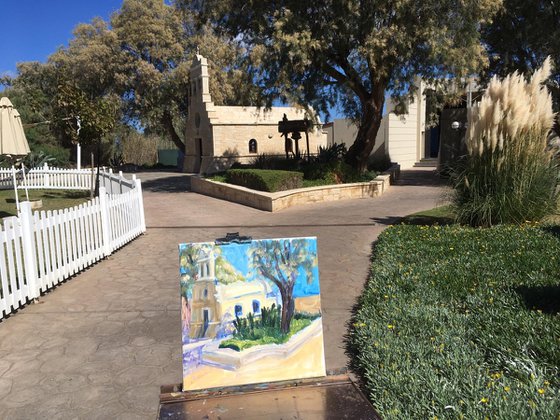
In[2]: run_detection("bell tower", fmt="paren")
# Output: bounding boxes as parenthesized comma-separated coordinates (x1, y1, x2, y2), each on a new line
(189, 54, 212, 104)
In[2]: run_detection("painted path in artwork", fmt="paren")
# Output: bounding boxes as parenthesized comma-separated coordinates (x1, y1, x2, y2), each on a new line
(0, 168, 445, 418)
(185, 332, 326, 390)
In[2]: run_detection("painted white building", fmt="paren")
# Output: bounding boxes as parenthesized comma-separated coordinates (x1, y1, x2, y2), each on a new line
(184, 55, 328, 174)
(189, 247, 277, 340)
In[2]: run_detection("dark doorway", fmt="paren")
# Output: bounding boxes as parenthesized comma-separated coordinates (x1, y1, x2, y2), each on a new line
(202, 309, 209, 336)
(424, 126, 440, 158)
(194, 138, 203, 173)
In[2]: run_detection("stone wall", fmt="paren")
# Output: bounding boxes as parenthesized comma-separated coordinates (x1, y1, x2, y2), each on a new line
(184, 54, 328, 174)
(190, 169, 397, 212)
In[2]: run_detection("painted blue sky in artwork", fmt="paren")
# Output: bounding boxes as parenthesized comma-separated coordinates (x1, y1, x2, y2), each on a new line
(183, 238, 321, 298)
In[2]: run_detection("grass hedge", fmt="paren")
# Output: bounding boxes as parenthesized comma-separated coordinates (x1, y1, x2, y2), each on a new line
(348, 223, 560, 419)
(225, 169, 303, 192)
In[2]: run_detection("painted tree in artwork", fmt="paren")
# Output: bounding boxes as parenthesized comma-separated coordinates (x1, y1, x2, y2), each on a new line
(248, 239, 317, 334)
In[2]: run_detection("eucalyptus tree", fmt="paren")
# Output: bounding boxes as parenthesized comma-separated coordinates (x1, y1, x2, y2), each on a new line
(191, 0, 501, 171)
(111, 0, 258, 153)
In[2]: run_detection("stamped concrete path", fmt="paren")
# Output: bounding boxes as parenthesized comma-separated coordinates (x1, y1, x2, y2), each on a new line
(0, 168, 445, 419)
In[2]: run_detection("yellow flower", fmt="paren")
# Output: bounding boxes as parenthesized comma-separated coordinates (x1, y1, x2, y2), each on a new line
(387, 324, 395, 329)
(504, 386, 511, 392)
(480, 397, 489, 404)
(537, 388, 545, 395)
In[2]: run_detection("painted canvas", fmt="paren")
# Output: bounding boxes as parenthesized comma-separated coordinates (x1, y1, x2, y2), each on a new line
(179, 236, 326, 391)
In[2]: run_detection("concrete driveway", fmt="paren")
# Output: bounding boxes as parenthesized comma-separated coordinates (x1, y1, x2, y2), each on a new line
(0, 168, 445, 419)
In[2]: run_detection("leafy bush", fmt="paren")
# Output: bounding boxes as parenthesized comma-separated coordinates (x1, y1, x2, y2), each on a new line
(23, 150, 56, 168)
(225, 169, 303, 192)
(33, 144, 71, 167)
(250, 153, 300, 170)
(303, 160, 376, 184)
(348, 223, 560, 419)
(452, 59, 559, 226)
(315, 142, 347, 164)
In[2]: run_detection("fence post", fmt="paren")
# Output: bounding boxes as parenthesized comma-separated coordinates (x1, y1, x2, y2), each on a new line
(99, 187, 113, 256)
(135, 178, 146, 233)
(43, 163, 50, 188)
(19, 201, 40, 300)
(119, 171, 123, 194)
(108, 168, 114, 194)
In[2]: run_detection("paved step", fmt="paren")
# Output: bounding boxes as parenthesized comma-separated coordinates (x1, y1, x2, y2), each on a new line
(414, 158, 438, 167)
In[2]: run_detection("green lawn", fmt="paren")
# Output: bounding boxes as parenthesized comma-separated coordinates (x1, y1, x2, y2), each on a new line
(399, 205, 455, 226)
(348, 222, 560, 419)
(0, 189, 91, 220)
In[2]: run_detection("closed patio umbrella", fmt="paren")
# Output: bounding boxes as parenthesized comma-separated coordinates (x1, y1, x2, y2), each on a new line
(0, 97, 31, 210)
(0, 97, 30, 157)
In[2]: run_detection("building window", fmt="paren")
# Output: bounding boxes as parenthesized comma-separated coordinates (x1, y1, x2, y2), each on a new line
(203, 288, 208, 299)
(252, 300, 261, 314)
(235, 304, 243, 318)
(248, 139, 258, 154)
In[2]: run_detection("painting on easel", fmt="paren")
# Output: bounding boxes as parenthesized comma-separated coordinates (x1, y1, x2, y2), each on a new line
(179, 236, 326, 391)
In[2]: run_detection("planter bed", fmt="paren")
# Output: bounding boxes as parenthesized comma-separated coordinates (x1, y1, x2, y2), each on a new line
(191, 165, 399, 212)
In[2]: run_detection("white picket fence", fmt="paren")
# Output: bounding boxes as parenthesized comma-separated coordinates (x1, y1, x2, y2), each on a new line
(0, 163, 135, 194)
(0, 169, 146, 320)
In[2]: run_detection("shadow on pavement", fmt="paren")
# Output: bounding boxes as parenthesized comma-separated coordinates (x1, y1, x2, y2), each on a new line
(139, 175, 192, 193)
(369, 216, 401, 226)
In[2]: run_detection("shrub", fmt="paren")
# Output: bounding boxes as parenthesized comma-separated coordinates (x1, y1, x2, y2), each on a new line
(23, 150, 56, 168)
(315, 142, 347, 164)
(303, 160, 376, 184)
(250, 153, 300, 171)
(452, 58, 559, 226)
(348, 224, 560, 419)
(225, 169, 303, 192)
(34, 144, 71, 167)
(121, 132, 158, 166)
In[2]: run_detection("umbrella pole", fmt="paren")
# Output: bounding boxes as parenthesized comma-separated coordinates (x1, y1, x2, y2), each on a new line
(11, 165, 20, 211)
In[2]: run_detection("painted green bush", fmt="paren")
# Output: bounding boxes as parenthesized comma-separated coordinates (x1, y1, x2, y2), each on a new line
(348, 224, 560, 419)
(219, 305, 318, 351)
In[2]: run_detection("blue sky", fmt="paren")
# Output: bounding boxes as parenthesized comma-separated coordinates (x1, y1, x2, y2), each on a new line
(0, 0, 123, 77)
(179, 239, 321, 298)
(218, 239, 320, 298)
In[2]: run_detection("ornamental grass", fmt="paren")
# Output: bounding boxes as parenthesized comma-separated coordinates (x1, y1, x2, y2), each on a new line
(452, 58, 559, 226)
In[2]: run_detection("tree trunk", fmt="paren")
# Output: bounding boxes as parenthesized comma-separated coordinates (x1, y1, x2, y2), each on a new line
(161, 109, 186, 154)
(344, 91, 385, 173)
(280, 287, 295, 334)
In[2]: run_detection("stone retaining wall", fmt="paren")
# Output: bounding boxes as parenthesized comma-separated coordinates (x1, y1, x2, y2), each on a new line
(191, 165, 399, 212)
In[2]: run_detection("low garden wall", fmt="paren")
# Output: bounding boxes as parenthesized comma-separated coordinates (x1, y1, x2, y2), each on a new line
(191, 165, 400, 212)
